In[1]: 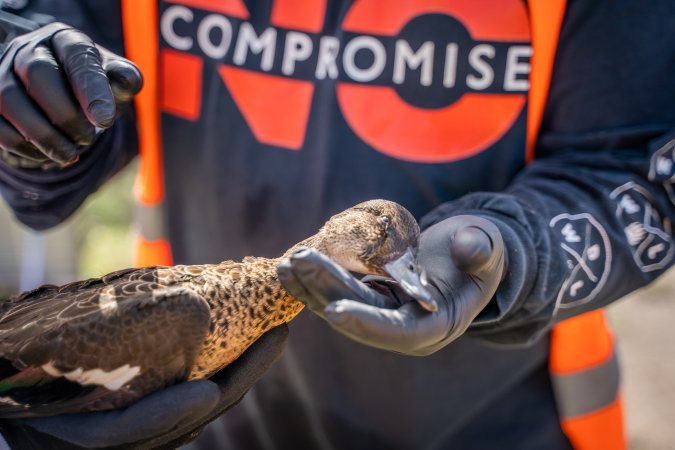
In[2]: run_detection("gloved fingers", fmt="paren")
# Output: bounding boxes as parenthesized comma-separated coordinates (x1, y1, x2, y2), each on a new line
(323, 300, 448, 355)
(0, 117, 46, 162)
(449, 225, 495, 274)
(419, 216, 504, 293)
(415, 215, 505, 339)
(278, 248, 399, 312)
(449, 220, 506, 304)
(14, 44, 96, 145)
(209, 324, 289, 400)
(50, 28, 116, 128)
(278, 248, 354, 308)
(19, 380, 222, 448)
(0, 79, 78, 164)
(277, 253, 319, 311)
(103, 56, 143, 105)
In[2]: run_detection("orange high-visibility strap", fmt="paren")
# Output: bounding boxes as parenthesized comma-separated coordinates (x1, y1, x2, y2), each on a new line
(549, 309, 613, 373)
(135, 236, 173, 268)
(121, 0, 173, 266)
(526, 1, 625, 449)
(121, 0, 163, 205)
(526, 0, 567, 162)
(561, 398, 625, 450)
(550, 310, 626, 450)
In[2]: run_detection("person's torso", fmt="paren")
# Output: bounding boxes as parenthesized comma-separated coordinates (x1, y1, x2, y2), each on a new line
(150, 3, 556, 448)
(21, 0, 673, 447)
(156, 0, 532, 263)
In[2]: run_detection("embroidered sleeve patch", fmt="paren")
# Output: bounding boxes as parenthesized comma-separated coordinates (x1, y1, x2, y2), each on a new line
(550, 213, 612, 308)
(610, 182, 673, 272)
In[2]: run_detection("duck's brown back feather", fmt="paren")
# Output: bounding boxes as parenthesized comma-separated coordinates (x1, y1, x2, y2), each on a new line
(0, 258, 303, 417)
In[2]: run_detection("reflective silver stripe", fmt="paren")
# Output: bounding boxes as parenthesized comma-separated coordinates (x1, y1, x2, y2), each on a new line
(551, 351, 620, 418)
(135, 201, 167, 241)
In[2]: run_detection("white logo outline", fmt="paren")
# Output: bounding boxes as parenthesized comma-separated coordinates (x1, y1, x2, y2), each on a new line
(550, 213, 612, 309)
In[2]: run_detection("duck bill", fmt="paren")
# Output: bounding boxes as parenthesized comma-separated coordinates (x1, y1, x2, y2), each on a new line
(384, 248, 438, 312)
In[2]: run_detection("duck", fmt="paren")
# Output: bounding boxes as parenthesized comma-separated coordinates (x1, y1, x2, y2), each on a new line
(0, 199, 433, 418)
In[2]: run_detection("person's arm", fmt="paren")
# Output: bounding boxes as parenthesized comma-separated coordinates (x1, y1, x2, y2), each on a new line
(0, 3, 141, 230)
(279, 1, 675, 351)
(279, 127, 675, 352)
(427, 0, 675, 344)
(424, 126, 675, 345)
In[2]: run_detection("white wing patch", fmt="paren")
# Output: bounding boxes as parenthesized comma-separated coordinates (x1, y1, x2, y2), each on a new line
(0, 396, 25, 407)
(42, 362, 141, 391)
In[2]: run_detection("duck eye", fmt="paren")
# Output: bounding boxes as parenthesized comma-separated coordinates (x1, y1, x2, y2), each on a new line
(380, 215, 390, 225)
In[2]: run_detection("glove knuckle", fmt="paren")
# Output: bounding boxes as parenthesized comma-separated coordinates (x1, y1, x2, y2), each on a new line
(60, 41, 101, 68)
(20, 54, 56, 83)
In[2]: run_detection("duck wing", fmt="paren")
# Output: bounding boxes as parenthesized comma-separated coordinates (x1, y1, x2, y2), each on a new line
(0, 268, 211, 418)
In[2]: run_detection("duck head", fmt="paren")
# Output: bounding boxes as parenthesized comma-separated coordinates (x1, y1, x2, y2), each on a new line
(306, 199, 437, 312)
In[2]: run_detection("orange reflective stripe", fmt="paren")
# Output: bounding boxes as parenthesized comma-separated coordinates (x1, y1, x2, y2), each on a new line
(561, 396, 626, 450)
(550, 310, 625, 449)
(526, 2, 625, 448)
(122, 1, 173, 267)
(121, 0, 164, 205)
(135, 236, 173, 268)
(525, 0, 567, 162)
(550, 309, 614, 374)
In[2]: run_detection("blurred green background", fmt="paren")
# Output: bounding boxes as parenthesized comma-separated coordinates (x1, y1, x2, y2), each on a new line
(0, 164, 673, 448)
(0, 162, 135, 297)
(77, 162, 136, 279)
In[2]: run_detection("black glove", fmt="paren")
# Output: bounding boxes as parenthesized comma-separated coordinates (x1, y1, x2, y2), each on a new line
(278, 215, 505, 355)
(0, 325, 288, 450)
(0, 21, 142, 166)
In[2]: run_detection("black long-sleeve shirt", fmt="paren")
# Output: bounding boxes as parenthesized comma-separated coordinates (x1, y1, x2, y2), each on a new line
(1, 1, 674, 448)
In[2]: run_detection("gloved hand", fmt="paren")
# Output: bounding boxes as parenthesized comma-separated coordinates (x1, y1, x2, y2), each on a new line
(0, 21, 142, 166)
(278, 215, 505, 356)
(0, 325, 288, 450)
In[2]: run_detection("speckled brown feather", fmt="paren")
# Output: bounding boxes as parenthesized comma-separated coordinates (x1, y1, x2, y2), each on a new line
(0, 200, 419, 417)
(0, 260, 302, 417)
(161, 257, 303, 380)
